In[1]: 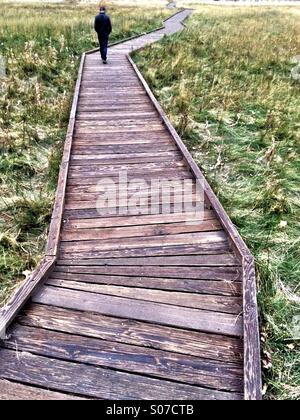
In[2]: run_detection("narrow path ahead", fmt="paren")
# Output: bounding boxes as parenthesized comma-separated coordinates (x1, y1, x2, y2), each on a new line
(0, 10, 261, 400)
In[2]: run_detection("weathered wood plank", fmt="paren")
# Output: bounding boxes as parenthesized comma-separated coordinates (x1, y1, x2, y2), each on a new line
(33, 286, 243, 337)
(0, 349, 241, 400)
(62, 221, 220, 241)
(59, 243, 231, 261)
(54, 265, 241, 282)
(66, 183, 199, 198)
(49, 272, 242, 297)
(63, 210, 216, 228)
(64, 193, 202, 210)
(0, 257, 55, 340)
(47, 279, 242, 314)
(19, 304, 243, 363)
(75, 125, 166, 134)
(77, 104, 154, 112)
(60, 231, 228, 254)
(70, 151, 181, 165)
(68, 161, 186, 176)
(4, 325, 243, 391)
(63, 206, 208, 221)
(59, 242, 231, 260)
(57, 253, 238, 267)
(0, 379, 86, 400)
(73, 138, 173, 147)
(243, 257, 262, 400)
(71, 144, 178, 154)
(66, 171, 193, 187)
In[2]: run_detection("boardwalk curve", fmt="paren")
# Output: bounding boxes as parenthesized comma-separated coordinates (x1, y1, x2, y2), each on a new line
(0, 10, 261, 400)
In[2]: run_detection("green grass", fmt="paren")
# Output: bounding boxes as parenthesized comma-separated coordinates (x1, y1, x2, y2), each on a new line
(134, 5, 300, 399)
(0, 2, 171, 305)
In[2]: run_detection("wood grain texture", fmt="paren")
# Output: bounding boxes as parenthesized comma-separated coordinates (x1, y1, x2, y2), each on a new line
(243, 256, 262, 400)
(56, 252, 238, 266)
(48, 272, 242, 297)
(19, 304, 243, 363)
(54, 264, 241, 281)
(4, 324, 243, 391)
(0, 349, 242, 400)
(0, 379, 86, 400)
(46, 279, 242, 314)
(61, 221, 221, 241)
(63, 210, 216, 227)
(33, 286, 243, 337)
(59, 242, 231, 260)
(60, 232, 228, 254)
(0, 257, 55, 340)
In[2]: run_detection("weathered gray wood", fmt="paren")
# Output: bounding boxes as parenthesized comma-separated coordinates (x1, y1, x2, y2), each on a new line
(66, 170, 193, 187)
(64, 193, 202, 210)
(68, 161, 187, 177)
(59, 242, 231, 260)
(49, 272, 242, 296)
(71, 144, 178, 154)
(0, 379, 86, 400)
(54, 265, 241, 282)
(61, 221, 220, 240)
(243, 256, 262, 400)
(70, 151, 181, 165)
(56, 253, 238, 267)
(66, 170, 192, 187)
(0, 349, 241, 400)
(60, 232, 228, 254)
(19, 304, 243, 363)
(33, 286, 243, 337)
(0, 257, 55, 340)
(63, 210, 217, 228)
(5, 324, 243, 391)
(47, 279, 242, 314)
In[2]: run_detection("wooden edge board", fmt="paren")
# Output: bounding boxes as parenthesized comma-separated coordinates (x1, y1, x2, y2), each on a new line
(0, 379, 87, 400)
(243, 256, 262, 400)
(126, 55, 262, 399)
(0, 257, 55, 341)
(46, 53, 86, 257)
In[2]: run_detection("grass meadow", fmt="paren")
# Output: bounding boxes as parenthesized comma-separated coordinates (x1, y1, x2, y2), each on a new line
(0, 1, 170, 306)
(134, 5, 300, 399)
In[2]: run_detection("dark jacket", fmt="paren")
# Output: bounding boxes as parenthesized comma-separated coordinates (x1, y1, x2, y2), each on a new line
(94, 12, 112, 37)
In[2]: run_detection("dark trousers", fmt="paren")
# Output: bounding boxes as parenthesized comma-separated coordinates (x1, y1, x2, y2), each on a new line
(98, 34, 109, 61)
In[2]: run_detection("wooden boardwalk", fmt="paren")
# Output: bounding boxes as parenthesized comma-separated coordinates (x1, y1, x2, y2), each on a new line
(0, 10, 261, 400)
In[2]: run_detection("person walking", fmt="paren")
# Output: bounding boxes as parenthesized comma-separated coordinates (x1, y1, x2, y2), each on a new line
(94, 6, 112, 64)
